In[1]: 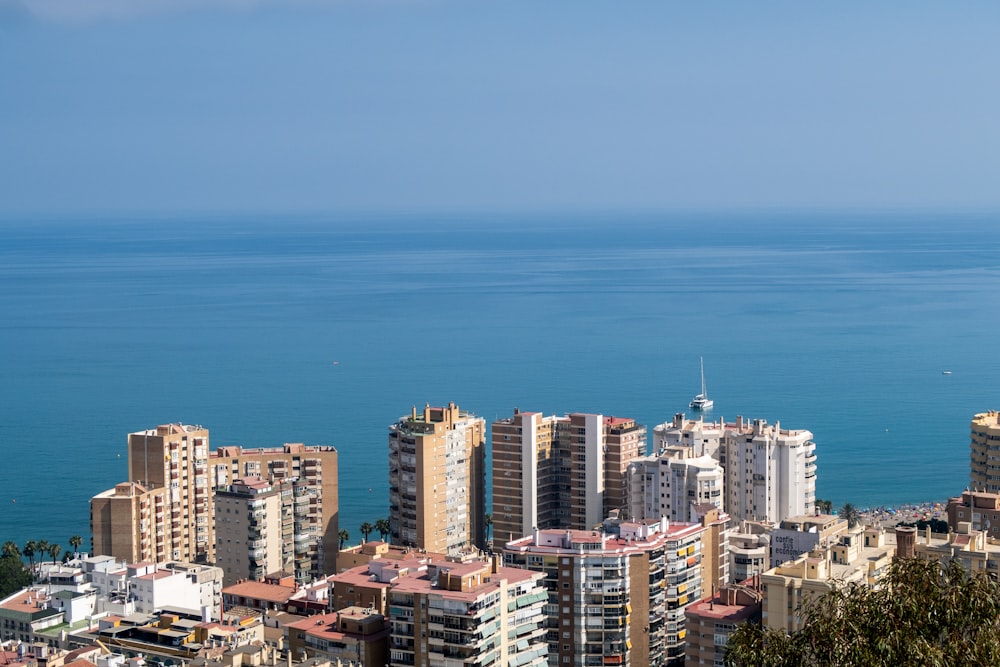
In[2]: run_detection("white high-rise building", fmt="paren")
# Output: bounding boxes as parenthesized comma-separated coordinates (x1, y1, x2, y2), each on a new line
(653, 414, 816, 524)
(628, 452, 724, 523)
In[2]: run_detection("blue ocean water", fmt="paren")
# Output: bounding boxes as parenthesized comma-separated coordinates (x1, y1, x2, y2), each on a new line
(1, 211, 998, 552)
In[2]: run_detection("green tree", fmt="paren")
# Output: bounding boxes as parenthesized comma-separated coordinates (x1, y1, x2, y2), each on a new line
(22, 540, 36, 571)
(69, 535, 83, 557)
(338, 529, 350, 549)
(0, 553, 31, 598)
(838, 502, 861, 528)
(1, 542, 20, 560)
(359, 522, 374, 543)
(375, 518, 391, 542)
(725, 557, 1000, 667)
(815, 499, 834, 514)
(484, 513, 493, 542)
(47, 543, 61, 565)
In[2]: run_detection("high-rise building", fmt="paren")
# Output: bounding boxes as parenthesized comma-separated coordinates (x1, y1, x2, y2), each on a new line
(504, 517, 706, 667)
(210, 443, 338, 576)
(654, 414, 816, 523)
(92, 425, 338, 576)
(970, 411, 1000, 493)
(330, 551, 549, 667)
(388, 403, 486, 554)
(90, 482, 168, 564)
(387, 558, 549, 667)
(627, 452, 724, 524)
(214, 477, 284, 586)
(116, 423, 214, 563)
(492, 410, 646, 545)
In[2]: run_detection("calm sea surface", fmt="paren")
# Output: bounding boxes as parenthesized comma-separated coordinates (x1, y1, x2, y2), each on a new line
(2, 211, 999, 551)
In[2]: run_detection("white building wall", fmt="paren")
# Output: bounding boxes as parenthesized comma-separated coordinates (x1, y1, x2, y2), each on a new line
(520, 412, 540, 538)
(584, 414, 605, 528)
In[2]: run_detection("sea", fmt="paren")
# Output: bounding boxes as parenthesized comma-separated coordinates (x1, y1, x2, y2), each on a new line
(2, 210, 999, 553)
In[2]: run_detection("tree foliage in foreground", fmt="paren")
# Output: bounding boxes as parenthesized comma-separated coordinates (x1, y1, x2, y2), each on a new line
(0, 553, 31, 598)
(725, 557, 1000, 667)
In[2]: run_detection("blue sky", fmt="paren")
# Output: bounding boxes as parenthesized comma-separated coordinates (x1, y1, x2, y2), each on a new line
(1, 1, 998, 216)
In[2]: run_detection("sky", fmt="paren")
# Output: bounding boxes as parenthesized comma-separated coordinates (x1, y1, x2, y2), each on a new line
(1, 1, 998, 216)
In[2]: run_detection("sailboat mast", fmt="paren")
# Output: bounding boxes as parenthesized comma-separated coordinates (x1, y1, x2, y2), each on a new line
(700, 356, 707, 397)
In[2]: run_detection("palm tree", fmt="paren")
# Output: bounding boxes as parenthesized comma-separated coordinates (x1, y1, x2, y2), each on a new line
(36, 540, 49, 568)
(375, 518, 391, 542)
(816, 499, 834, 515)
(69, 535, 83, 557)
(484, 513, 493, 542)
(1, 542, 20, 560)
(22, 540, 36, 570)
(839, 502, 861, 529)
(48, 543, 61, 565)
(338, 529, 350, 549)
(359, 522, 374, 543)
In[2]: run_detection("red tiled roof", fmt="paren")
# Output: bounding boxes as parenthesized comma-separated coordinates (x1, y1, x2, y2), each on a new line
(222, 581, 296, 604)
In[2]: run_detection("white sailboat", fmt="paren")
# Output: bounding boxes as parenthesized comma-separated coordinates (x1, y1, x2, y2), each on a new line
(689, 357, 714, 410)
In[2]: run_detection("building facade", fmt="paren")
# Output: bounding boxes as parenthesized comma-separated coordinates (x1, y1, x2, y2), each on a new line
(492, 410, 647, 545)
(654, 414, 816, 524)
(970, 411, 1000, 493)
(761, 526, 893, 633)
(504, 517, 706, 667)
(387, 558, 549, 667)
(125, 424, 214, 563)
(210, 443, 337, 576)
(214, 477, 284, 586)
(684, 582, 762, 667)
(90, 483, 168, 565)
(388, 403, 486, 553)
(92, 424, 212, 565)
(627, 453, 724, 524)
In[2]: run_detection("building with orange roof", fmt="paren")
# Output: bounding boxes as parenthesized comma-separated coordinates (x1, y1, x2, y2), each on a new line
(503, 516, 706, 667)
(386, 557, 548, 667)
(221, 579, 297, 614)
(335, 540, 449, 573)
(388, 403, 486, 554)
(285, 608, 388, 667)
(492, 410, 646, 546)
(684, 580, 762, 666)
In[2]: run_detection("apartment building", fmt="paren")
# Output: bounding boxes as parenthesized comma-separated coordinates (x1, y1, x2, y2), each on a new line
(214, 477, 284, 586)
(492, 409, 646, 545)
(627, 452, 724, 523)
(684, 582, 762, 667)
(654, 414, 816, 523)
(210, 443, 337, 575)
(761, 526, 894, 633)
(728, 521, 771, 585)
(285, 608, 389, 667)
(387, 558, 549, 667)
(93, 425, 211, 564)
(90, 483, 168, 564)
(970, 411, 1000, 493)
(503, 517, 706, 667)
(947, 490, 1000, 540)
(388, 403, 486, 554)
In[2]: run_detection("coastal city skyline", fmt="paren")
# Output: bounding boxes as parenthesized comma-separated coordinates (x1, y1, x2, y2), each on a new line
(4, 3, 1000, 664)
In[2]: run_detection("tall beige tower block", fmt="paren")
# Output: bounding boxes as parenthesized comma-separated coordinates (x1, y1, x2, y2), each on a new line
(971, 411, 1000, 493)
(388, 402, 486, 554)
(127, 423, 214, 563)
